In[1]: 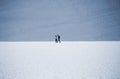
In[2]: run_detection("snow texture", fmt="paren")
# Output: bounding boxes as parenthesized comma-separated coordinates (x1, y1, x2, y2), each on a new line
(0, 42, 120, 79)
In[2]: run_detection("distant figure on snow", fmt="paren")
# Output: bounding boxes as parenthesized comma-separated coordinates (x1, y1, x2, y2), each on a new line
(57, 34, 61, 43)
(55, 34, 61, 43)
(55, 35, 58, 43)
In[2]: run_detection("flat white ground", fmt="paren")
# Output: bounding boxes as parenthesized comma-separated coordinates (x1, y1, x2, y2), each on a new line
(0, 42, 120, 79)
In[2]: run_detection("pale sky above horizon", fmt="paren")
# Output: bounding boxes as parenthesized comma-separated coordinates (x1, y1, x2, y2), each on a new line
(0, 0, 120, 41)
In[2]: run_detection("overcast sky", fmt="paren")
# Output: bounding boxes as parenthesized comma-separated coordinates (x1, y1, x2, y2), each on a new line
(0, 0, 120, 41)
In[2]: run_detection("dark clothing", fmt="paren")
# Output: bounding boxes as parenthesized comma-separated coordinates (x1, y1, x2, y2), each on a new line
(55, 35, 58, 43)
(55, 35, 61, 43)
(57, 35, 60, 43)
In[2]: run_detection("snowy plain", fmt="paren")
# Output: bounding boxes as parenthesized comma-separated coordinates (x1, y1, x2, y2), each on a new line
(0, 42, 120, 79)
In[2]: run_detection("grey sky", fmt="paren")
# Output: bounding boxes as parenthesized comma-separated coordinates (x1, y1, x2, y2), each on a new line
(0, 0, 120, 41)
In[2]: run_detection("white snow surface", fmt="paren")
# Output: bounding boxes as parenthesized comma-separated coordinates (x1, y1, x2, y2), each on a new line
(0, 42, 120, 79)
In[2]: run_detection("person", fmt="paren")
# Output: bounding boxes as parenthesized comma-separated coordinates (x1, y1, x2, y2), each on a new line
(55, 34, 61, 43)
(57, 34, 61, 43)
(55, 35, 58, 43)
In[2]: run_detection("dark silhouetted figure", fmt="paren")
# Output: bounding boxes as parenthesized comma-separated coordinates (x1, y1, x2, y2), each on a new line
(57, 34, 61, 43)
(55, 34, 61, 43)
(55, 35, 58, 43)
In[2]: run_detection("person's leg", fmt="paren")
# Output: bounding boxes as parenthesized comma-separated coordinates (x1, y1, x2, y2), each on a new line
(55, 39, 58, 43)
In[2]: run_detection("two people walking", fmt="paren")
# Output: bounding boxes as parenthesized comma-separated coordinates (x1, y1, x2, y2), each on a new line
(55, 34, 61, 43)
